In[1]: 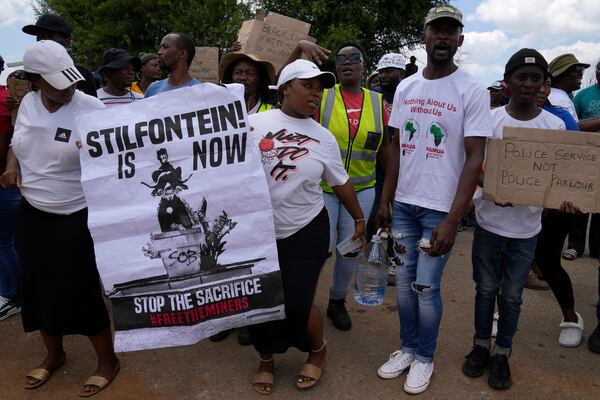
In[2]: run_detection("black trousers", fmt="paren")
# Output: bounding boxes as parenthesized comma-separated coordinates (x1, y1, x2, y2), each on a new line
(566, 212, 600, 257)
(535, 210, 575, 310)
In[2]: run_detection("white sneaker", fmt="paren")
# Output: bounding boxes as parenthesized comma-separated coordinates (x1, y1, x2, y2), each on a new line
(404, 360, 434, 394)
(0, 296, 21, 321)
(558, 312, 584, 347)
(491, 312, 499, 338)
(377, 350, 415, 379)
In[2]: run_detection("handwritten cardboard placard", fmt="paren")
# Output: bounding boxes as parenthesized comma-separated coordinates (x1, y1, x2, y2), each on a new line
(7, 78, 31, 125)
(189, 47, 219, 84)
(483, 127, 600, 212)
(236, 11, 315, 73)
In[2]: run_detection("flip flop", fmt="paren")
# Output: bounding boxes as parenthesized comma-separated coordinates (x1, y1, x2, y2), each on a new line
(24, 356, 66, 389)
(76, 364, 120, 397)
(253, 371, 274, 395)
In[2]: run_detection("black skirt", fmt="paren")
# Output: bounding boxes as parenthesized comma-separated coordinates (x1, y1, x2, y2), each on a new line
(249, 207, 329, 354)
(16, 199, 110, 336)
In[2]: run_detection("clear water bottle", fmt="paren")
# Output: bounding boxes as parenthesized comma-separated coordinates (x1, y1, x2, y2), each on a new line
(353, 230, 390, 306)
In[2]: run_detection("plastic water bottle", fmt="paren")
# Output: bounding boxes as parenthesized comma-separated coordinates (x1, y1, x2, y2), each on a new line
(353, 230, 390, 306)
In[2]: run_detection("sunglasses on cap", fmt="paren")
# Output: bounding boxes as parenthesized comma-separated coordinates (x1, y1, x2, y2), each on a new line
(335, 53, 363, 65)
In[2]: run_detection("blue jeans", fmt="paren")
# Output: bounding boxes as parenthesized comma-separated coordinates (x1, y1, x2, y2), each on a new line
(0, 188, 21, 298)
(472, 224, 537, 350)
(324, 188, 375, 300)
(392, 202, 450, 362)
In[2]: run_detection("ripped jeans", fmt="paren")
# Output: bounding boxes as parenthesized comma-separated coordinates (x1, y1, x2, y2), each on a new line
(391, 202, 450, 362)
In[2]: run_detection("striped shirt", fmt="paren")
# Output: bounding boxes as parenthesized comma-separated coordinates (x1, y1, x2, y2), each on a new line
(97, 88, 143, 107)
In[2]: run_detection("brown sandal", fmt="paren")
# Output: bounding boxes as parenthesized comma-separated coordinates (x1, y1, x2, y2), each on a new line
(253, 357, 274, 395)
(76, 364, 120, 397)
(297, 340, 327, 390)
(24, 356, 66, 389)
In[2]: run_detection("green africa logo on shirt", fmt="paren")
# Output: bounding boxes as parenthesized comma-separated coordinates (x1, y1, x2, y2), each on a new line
(429, 123, 445, 146)
(401, 119, 419, 156)
(425, 122, 447, 160)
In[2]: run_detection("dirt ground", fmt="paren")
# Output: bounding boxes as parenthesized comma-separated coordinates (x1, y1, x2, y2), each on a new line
(1, 228, 599, 399)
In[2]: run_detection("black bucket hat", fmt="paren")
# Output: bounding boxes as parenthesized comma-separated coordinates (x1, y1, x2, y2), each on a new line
(98, 48, 142, 74)
(22, 14, 72, 37)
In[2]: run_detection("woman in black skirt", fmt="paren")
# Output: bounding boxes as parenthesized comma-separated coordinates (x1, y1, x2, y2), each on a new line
(0, 40, 119, 397)
(247, 59, 367, 394)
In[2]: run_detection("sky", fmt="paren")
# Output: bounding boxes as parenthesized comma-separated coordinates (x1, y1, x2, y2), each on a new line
(1, 0, 599, 86)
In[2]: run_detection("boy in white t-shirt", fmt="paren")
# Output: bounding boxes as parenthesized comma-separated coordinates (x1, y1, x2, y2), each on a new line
(375, 5, 492, 395)
(462, 49, 572, 390)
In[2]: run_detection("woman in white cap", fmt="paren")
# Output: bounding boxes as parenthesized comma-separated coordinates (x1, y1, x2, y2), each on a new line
(247, 59, 366, 395)
(0, 40, 119, 397)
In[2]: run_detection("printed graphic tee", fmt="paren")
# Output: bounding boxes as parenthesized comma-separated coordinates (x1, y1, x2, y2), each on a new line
(11, 90, 105, 214)
(249, 109, 349, 239)
(474, 106, 565, 238)
(573, 85, 600, 119)
(97, 87, 143, 106)
(389, 68, 492, 212)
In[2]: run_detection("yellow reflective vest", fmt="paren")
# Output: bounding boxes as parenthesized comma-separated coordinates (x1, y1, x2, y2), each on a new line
(257, 101, 273, 113)
(319, 84, 384, 192)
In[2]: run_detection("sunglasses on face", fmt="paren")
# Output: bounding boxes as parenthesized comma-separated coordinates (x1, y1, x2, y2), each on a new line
(335, 53, 363, 65)
(570, 65, 586, 75)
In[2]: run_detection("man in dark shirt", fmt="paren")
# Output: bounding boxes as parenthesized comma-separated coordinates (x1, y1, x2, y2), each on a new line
(22, 14, 97, 97)
(405, 55, 419, 77)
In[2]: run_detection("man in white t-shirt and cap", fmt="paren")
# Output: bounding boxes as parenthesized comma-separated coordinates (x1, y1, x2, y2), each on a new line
(375, 4, 492, 394)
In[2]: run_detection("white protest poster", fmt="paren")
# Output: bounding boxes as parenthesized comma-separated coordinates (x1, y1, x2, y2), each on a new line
(76, 83, 285, 352)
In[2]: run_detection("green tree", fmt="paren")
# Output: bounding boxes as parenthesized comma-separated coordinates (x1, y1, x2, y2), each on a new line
(36, 0, 252, 68)
(252, 0, 442, 71)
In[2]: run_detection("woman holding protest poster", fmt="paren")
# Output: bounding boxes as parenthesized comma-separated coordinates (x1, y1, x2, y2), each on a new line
(0, 40, 119, 397)
(247, 59, 367, 395)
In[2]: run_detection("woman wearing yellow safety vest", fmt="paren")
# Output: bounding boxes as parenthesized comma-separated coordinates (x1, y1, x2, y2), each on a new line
(315, 42, 390, 331)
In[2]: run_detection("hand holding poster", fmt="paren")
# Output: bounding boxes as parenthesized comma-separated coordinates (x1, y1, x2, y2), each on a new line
(76, 83, 285, 352)
(237, 10, 316, 72)
(483, 127, 600, 212)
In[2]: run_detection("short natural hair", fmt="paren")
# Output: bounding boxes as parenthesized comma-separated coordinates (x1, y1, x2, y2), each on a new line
(172, 32, 195, 67)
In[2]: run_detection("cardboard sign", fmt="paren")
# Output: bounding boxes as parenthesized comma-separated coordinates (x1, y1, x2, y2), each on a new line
(483, 127, 600, 212)
(7, 78, 31, 125)
(189, 47, 219, 84)
(236, 11, 316, 72)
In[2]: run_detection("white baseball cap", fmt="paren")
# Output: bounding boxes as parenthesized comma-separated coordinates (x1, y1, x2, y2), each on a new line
(23, 40, 84, 90)
(376, 53, 406, 71)
(276, 59, 336, 89)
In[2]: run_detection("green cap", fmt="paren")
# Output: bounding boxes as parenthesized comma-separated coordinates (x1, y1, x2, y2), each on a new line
(138, 52, 158, 65)
(424, 5, 464, 28)
(548, 53, 590, 77)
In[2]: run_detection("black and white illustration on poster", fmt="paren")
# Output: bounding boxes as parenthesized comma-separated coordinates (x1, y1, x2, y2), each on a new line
(76, 83, 285, 352)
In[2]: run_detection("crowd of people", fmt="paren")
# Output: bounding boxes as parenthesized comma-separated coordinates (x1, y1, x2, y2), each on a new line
(1, 4, 600, 397)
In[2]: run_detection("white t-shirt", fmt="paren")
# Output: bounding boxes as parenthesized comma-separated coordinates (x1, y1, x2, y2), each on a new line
(249, 109, 349, 239)
(548, 88, 578, 121)
(474, 106, 566, 238)
(11, 90, 105, 214)
(389, 68, 493, 212)
(97, 87, 143, 106)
